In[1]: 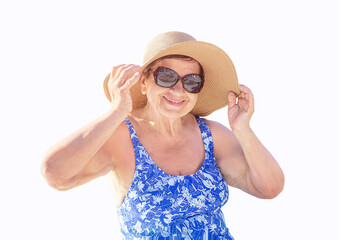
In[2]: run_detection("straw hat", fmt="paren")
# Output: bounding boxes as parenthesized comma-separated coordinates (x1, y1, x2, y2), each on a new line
(103, 31, 240, 116)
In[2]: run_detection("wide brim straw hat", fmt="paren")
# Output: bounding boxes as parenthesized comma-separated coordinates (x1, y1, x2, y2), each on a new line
(103, 31, 240, 116)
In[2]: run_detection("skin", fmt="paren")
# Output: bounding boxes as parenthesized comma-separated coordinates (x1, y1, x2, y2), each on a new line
(41, 58, 285, 208)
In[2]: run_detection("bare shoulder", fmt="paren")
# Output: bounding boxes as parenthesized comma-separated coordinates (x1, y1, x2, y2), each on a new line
(104, 119, 134, 167)
(203, 118, 247, 188)
(108, 119, 130, 143)
(203, 119, 240, 157)
(203, 119, 232, 136)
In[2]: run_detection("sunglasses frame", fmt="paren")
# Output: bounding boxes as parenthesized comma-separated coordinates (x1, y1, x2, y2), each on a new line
(153, 67, 204, 94)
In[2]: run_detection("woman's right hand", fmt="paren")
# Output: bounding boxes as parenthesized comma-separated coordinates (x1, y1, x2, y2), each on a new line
(108, 64, 141, 115)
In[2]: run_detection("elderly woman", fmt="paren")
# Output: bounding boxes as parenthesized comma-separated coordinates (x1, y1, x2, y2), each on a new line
(42, 31, 284, 239)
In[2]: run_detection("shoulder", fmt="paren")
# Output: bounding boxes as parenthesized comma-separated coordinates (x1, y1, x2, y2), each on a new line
(202, 118, 234, 143)
(202, 118, 245, 167)
(103, 119, 134, 167)
(202, 118, 248, 188)
(106, 119, 129, 144)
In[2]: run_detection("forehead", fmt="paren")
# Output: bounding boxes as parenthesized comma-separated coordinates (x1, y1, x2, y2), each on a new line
(154, 58, 201, 74)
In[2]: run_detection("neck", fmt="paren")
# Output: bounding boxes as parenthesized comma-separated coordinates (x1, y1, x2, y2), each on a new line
(133, 104, 188, 137)
(150, 117, 184, 137)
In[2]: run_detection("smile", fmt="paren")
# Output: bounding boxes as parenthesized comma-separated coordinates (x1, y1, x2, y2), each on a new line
(163, 96, 184, 104)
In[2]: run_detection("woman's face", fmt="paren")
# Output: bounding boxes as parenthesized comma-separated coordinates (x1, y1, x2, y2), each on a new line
(141, 58, 201, 119)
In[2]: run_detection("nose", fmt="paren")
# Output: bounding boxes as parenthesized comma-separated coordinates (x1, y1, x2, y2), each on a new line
(169, 79, 185, 94)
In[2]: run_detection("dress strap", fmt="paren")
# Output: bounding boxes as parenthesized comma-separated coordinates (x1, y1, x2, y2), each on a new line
(124, 118, 140, 151)
(195, 115, 214, 158)
(124, 118, 133, 133)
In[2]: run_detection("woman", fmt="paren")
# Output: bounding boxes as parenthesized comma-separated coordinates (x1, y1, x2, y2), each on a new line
(42, 31, 284, 239)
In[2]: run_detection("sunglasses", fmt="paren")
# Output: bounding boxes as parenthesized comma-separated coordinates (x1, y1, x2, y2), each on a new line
(153, 67, 204, 94)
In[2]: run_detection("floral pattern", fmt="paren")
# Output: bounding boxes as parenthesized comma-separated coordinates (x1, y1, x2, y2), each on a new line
(117, 116, 233, 239)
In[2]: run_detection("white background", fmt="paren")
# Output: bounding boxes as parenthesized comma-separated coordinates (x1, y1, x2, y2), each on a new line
(1, 0, 338, 239)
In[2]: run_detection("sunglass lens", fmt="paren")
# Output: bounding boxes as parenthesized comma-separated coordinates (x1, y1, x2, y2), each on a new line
(155, 68, 178, 88)
(183, 75, 204, 93)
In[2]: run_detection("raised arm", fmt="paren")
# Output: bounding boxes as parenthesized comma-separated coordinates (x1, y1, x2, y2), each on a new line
(41, 64, 140, 190)
(209, 85, 284, 199)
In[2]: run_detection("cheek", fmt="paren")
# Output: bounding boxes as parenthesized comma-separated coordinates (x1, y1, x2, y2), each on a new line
(145, 84, 165, 103)
(144, 77, 159, 92)
(189, 94, 198, 105)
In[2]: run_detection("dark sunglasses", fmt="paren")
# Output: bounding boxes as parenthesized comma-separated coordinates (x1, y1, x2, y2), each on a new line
(153, 67, 204, 94)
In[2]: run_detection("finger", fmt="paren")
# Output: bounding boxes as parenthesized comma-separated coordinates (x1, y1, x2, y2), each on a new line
(239, 84, 254, 97)
(239, 84, 251, 92)
(120, 72, 140, 92)
(227, 91, 237, 108)
(120, 64, 140, 78)
(238, 84, 254, 111)
(110, 64, 125, 80)
(109, 64, 140, 93)
(116, 64, 140, 80)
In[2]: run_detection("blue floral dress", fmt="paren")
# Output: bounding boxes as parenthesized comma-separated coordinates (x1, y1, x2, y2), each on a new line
(117, 116, 234, 239)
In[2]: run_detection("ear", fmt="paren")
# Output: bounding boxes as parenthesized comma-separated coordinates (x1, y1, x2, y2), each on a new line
(140, 74, 147, 95)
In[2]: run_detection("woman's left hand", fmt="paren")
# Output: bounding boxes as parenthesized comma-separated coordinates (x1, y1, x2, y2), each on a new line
(227, 84, 255, 132)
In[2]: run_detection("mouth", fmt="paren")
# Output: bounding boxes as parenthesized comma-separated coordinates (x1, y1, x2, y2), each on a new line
(163, 96, 185, 105)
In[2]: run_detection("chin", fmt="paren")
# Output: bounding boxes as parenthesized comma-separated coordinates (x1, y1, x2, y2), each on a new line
(158, 106, 193, 119)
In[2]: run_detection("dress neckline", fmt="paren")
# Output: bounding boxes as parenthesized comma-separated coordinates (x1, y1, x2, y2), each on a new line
(125, 116, 209, 177)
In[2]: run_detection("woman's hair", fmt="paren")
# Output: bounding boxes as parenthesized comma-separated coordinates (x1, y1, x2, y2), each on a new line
(142, 55, 204, 78)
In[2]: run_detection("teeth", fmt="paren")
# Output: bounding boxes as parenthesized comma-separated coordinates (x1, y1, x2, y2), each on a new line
(168, 99, 180, 103)
(164, 97, 181, 103)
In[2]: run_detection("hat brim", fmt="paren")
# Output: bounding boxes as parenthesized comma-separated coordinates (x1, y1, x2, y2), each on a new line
(103, 41, 240, 116)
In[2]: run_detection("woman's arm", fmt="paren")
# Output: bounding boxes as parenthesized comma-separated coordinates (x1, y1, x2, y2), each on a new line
(42, 109, 125, 190)
(41, 64, 140, 190)
(209, 85, 284, 199)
